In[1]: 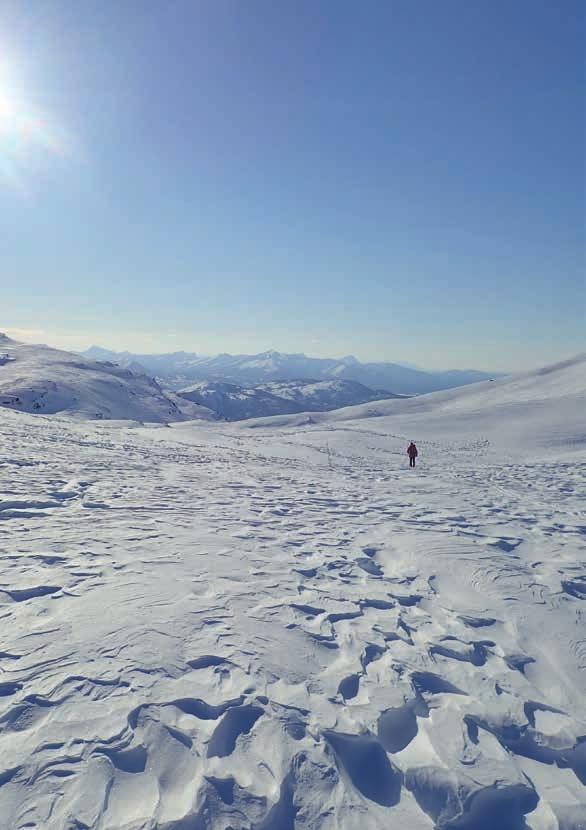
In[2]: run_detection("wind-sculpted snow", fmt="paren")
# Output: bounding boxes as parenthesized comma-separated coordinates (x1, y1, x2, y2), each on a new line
(0, 356, 584, 828)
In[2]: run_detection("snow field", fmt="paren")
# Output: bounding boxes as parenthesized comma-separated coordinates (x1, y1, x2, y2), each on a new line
(0, 355, 584, 828)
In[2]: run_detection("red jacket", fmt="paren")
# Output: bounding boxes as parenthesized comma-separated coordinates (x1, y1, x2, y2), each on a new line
(407, 444, 418, 458)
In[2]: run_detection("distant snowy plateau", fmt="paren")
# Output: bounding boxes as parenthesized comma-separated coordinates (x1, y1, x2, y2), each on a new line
(0, 336, 585, 829)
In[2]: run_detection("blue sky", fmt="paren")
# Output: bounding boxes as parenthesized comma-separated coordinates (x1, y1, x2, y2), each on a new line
(1, 0, 583, 371)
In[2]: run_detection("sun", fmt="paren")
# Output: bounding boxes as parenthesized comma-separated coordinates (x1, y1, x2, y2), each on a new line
(0, 52, 74, 193)
(0, 89, 24, 133)
(0, 77, 70, 183)
(0, 54, 24, 126)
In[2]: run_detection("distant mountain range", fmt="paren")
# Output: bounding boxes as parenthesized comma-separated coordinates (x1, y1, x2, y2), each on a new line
(178, 378, 400, 421)
(0, 335, 504, 423)
(0, 335, 398, 422)
(84, 347, 500, 395)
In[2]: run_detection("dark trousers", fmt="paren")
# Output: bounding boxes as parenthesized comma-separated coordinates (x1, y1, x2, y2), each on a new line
(409, 456, 416, 467)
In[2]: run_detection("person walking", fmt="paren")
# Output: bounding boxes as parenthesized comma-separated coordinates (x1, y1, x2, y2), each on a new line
(407, 441, 418, 468)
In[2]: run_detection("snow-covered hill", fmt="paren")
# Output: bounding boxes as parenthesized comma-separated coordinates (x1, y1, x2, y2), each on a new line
(0, 334, 214, 422)
(0, 353, 584, 828)
(84, 346, 498, 395)
(178, 380, 300, 421)
(256, 379, 400, 410)
(241, 354, 586, 456)
(178, 378, 398, 421)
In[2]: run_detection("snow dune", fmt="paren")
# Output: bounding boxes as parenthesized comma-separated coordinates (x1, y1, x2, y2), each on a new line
(0, 354, 584, 828)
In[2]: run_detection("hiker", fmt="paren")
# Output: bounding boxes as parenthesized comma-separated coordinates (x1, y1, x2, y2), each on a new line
(407, 441, 418, 467)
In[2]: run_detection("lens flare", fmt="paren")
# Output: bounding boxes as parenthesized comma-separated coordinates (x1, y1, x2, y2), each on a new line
(0, 62, 73, 194)
(0, 91, 19, 124)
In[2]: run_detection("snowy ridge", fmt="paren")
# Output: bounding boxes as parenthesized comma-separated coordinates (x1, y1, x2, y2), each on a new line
(0, 354, 584, 828)
(178, 380, 300, 421)
(255, 379, 400, 409)
(178, 378, 398, 421)
(0, 335, 214, 422)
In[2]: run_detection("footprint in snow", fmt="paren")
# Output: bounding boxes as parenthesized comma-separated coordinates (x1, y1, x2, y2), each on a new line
(411, 671, 468, 696)
(338, 673, 360, 701)
(207, 705, 264, 758)
(324, 731, 402, 807)
(356, 558, 384, 577)
(377, 703, 419, 753)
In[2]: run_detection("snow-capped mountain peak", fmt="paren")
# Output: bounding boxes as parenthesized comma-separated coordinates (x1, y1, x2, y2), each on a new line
(80, 346, 500, 394)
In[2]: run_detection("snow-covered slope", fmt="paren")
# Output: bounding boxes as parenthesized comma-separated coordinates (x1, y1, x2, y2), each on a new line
(242, 354, 586, 456)
(0, 334, 214, 422)
(178, 378, 397, 421)
(178, 380, 301, 420)
(84, 346, 498, 395)
(256, 379, 400, 410)
(0, 354, 584, 829)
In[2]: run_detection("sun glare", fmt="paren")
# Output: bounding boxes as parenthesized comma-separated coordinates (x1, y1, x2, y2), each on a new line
(0, 86, 72, 193)
(0, 90, 19, 126)
(0, 57, 25, 131)
(0, 53, 74, 194)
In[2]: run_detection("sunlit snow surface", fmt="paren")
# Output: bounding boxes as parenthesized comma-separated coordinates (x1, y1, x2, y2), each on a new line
(0, 357, 584, 829)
